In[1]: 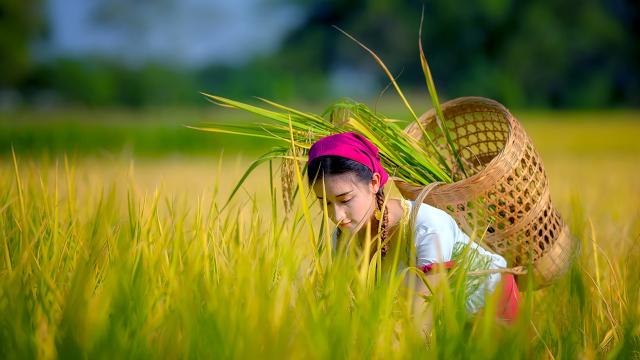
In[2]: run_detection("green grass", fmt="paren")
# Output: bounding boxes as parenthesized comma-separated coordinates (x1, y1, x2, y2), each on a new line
(0, 107, 277, 156)
(1, 112, 639, 358)
(2, 107, 638, 157)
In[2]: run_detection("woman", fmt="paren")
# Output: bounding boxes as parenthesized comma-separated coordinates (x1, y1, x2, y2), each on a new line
(306, 131, 520, 330)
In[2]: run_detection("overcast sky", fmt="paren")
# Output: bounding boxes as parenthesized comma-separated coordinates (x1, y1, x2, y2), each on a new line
(43, 0, 304, 67)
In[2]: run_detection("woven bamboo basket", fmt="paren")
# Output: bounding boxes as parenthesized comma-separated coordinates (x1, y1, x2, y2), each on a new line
(394, 96, 578, 289)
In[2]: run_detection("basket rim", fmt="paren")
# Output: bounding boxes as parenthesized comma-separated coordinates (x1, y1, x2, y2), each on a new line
(395, 96, 518, 195)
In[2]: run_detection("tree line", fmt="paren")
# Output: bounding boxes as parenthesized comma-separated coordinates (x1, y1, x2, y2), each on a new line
(1, 0, 638, 108)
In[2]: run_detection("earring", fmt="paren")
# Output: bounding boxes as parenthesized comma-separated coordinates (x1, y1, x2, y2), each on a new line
(374, 208, 382, 221)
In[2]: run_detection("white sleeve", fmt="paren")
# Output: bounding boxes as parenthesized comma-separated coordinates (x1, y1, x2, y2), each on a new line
(414, 223, 456, 267)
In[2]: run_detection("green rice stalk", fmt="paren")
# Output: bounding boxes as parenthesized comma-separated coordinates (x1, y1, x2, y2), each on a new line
(287, 115, 319, 267)
(192, 95, 456, 209)
(216, 148, 288, 214)
(332, 26, 452, 175)
(418, 9, 467, 179)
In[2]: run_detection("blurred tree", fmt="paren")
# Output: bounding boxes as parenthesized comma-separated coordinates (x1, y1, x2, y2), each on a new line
(273, 0, 639, 107)
(0, 0, 44, 87)
(199, 55, 328, 102)
(5, 0, 639, 107)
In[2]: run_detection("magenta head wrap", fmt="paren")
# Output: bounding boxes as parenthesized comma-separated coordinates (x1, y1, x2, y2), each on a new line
(307, 132, 389, 187)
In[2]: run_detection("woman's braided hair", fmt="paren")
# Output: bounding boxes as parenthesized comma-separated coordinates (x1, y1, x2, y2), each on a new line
(375, 189, 390, 257)
(307, 155, 391, 258)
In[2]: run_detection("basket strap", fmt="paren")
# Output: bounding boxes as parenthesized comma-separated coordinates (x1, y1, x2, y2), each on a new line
(409, 181, 445, 231)
(466, 266, 527, 277)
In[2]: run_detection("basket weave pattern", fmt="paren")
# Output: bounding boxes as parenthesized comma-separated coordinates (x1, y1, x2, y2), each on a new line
(395, 97, 576, 287)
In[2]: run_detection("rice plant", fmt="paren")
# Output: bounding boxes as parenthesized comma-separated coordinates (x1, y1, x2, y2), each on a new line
(1, 149, 639, 358)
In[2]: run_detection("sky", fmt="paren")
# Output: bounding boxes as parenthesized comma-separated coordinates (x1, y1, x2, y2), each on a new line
(42, 0, 304, 67)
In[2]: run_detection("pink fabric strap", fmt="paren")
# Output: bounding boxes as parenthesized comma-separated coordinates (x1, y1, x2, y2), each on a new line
(307, 132, 389, 187)
(418, 260, 456, 273)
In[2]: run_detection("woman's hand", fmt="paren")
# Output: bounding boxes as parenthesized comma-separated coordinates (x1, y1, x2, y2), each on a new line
(412, 272, 446, 337)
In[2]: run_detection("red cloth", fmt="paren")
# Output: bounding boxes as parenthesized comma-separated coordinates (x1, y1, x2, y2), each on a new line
(496, 273, 520, 322)
(307, 132, 389, 187)
(418, 260, 456, 273)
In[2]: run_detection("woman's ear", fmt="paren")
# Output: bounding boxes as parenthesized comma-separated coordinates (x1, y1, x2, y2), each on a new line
(370, 172, 381, 193)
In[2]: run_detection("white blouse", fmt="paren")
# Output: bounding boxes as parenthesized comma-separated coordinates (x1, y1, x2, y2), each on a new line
(331, 199, 508, 314)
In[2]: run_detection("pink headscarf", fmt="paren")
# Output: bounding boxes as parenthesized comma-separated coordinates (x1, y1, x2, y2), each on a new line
(307, 132, 389, 187)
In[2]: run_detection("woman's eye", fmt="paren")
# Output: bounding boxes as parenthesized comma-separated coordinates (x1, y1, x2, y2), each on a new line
(341, 198, 351, 204)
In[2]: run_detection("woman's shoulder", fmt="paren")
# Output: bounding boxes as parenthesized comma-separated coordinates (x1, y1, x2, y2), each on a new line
(403, 198, 508, 267)
(404, 198, 456, 231)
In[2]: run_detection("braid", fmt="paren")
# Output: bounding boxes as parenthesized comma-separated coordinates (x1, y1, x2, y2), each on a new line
(375, 189, 390, 257)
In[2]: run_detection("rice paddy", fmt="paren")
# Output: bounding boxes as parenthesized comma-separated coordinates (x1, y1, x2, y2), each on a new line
(1, 109, 639, 358)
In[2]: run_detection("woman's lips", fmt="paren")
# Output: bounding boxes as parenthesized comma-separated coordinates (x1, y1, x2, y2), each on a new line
(338, 221, 351, 229)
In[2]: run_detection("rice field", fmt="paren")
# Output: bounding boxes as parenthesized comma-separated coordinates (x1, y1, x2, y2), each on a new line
(1, 110, 639, 358)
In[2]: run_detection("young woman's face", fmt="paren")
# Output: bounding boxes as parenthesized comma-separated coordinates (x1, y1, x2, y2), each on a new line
(312, 172, 381, 234)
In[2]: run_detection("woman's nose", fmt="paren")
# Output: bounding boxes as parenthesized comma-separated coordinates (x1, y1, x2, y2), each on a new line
(331, 204, 347, 224)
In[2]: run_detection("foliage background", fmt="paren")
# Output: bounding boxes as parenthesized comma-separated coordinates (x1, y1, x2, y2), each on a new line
(1, 0, 638, 108)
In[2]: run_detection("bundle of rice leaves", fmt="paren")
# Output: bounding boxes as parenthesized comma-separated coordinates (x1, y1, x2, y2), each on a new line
(190, 95, 453, 208)
(190, 21, 463, 210)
